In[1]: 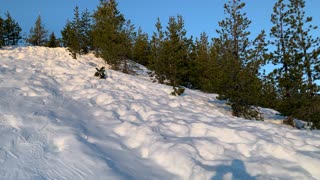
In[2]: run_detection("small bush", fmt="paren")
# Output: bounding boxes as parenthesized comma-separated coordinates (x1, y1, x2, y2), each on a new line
(232, 104, 263, 121)
(94, 67, 106, 79)
(283, 116, 295, 127)
(171, 87, 185, 96)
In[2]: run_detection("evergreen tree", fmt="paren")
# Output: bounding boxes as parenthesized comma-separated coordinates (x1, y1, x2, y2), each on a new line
(26, 15, 48, 46)
(61, 6, 92, 59)
(259, 71, 280, 109)
(150, 17, 166, 83)
(70, 6, 82, 57)
(191, 32, 214, 91)
(92, 0, 128, 70)
(0, 15, 4, 47)
(269, 0, 305, 125)
(215, 0, 265, 120)
(80, 9, 93, 53)
(61, 20, 79, 59)
(288, 0, 320, 97)
(2, 12, 22, 46)
(120, 20, 136, 73)
(163, 15, 192, 92)
(149, 15, 192, 92)
(61, 20, 72, 47)
(132, 27, 151, 66)
(47, 32, 59, 48)
(286, 0, 320, 127)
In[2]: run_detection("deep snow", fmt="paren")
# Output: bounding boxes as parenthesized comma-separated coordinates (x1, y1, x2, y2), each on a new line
(0, 46, 320, 180)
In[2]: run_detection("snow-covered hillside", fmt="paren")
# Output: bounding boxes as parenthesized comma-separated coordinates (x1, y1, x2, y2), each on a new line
(0, 46, 320, 180)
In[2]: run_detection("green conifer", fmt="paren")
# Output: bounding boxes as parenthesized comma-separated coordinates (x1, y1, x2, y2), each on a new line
(132, 27, 151, 66)
(61, 6, 93, 59)
(26, 15, 48, 46)
(0, 15, 4, 47)
(164, 15, 189, 88)
(47, 32, 59, 48)
(284, 0, 320, 127)
(191, 32, 212, 91)
(61, 20, 79, 59)
(270, 0, 305, 125)
(2, 11, 22, 46)
(150, 17, 166, 83)
(215, 0, 265, 120)
(92, 0, 128, 70)
(80, 9, 93, 53)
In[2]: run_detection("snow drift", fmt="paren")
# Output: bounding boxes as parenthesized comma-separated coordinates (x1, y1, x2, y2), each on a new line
(0, 46, 320, 180)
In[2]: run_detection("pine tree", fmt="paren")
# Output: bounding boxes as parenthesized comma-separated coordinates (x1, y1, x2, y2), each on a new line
(288, 0, 320, 96)
(69, 6, 82, 57)
(149, 15, 192, 93)
(163, 15, 192, 93)
(269, 0, 305, 125)
(92, 0, 127, 70)
(80, 9, 93, 53)
(2, 12, 22, 46)
(61, 20, 79, 59)
(132, 27, 151, 66)
(191, 32, 214, 91)
(61, 6, 92, 59)
(0, 15, 4, 47)
(120, 20, 136, 73)
(259, 71, 280, 109)
(215, 0, 265, 120)
(61, 20, 72, 47)
(286, 0, 320, 127)
(26, 15, 48, 46)
(47, 32, 59, 48)
(150, 17, 166, 83)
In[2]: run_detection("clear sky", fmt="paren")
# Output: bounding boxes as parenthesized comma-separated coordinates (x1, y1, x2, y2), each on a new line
(0, 0, 319, 40)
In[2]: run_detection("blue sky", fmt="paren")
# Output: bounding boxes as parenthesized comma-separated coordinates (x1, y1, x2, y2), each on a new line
(0, 0, 319, 40)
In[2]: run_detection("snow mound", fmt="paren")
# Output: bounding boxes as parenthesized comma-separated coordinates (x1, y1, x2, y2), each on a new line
(0, 46, 320, 180)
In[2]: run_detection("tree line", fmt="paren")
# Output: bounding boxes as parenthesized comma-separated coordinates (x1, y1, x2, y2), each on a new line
(0, 11, 59, 48)
(1, 0, 319, 128)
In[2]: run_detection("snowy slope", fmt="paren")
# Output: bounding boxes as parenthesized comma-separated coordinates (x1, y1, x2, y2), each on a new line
(0, 46, 320, 180)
